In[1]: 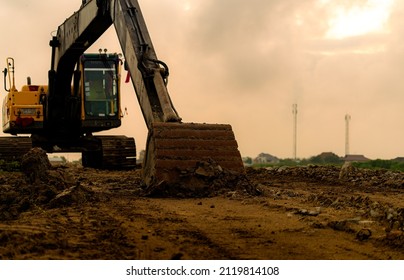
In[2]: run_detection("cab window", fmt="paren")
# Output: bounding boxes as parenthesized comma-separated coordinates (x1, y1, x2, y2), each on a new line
(83, 60, 118, 117)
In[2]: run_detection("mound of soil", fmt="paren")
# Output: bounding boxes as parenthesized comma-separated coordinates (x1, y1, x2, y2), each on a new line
(21, 147, 51, 184)
(0, 148, 97, 221)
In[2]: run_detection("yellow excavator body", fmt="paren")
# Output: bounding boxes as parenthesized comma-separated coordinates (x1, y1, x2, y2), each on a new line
(0, 0, 246, 196)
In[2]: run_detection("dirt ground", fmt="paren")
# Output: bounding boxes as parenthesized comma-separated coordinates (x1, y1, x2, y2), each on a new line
(1, 155, 404, 260)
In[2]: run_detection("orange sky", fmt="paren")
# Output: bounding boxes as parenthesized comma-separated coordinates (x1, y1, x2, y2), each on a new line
(1, 0, 404, 160)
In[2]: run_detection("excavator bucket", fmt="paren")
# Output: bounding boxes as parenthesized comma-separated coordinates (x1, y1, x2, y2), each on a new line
(142, 122, 246, 197)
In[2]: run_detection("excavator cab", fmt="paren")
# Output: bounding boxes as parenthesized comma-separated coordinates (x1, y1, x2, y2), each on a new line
(80, 53, 122, 132)
(78, 53, 137, 169)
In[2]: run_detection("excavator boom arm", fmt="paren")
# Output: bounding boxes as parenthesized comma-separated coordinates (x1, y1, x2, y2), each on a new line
(49, 0, 180, 129)
(113, 0, 181, 126)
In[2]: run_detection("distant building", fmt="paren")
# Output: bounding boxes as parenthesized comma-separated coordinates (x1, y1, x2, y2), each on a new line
(48, 156, 65, 165)
(253, 153, 280, 164)
(342, 154, 370, 162)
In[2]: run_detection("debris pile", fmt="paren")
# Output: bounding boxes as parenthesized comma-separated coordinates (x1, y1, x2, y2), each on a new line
(248, 165, 404, 188)
(144, 159, 255, 197)
(21, 147, 52, 184)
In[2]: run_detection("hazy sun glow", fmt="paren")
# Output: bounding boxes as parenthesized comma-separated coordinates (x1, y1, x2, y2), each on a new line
(325, 0, 395, 39)
(182, 1, 192, 12)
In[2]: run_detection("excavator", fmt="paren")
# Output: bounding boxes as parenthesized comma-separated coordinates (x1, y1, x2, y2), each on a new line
(1, 0, 244, 193)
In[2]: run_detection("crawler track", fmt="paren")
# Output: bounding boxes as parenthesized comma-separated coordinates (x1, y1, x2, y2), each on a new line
(97, 136, 137, 169)
(81, 135, 137, 169)
(0, 137, 32, 161)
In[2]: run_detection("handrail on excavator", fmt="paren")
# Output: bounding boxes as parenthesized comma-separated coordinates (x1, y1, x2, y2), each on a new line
(3, 57, 16, 92)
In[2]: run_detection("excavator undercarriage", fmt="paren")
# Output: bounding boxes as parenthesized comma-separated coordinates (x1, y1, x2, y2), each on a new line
(0, 135, 136, 169)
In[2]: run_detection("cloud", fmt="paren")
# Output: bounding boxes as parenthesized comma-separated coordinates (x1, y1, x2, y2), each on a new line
(184, 0, 318, 93)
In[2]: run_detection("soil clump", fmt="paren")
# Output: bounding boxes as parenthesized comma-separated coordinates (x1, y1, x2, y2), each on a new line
(0, 148, 97, 221)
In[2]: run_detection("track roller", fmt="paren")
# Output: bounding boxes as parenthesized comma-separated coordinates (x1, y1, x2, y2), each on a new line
(82, 136, 136, 169)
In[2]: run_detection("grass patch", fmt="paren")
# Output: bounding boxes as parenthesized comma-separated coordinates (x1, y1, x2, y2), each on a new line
(0, 160, 21, 172)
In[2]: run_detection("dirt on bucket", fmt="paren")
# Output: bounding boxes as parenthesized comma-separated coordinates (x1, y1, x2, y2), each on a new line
(143, 159, 257, 198)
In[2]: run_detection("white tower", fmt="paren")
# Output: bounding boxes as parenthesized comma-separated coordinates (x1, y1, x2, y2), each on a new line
(292, 104, 298, 160)
(345, 114, 351, 156)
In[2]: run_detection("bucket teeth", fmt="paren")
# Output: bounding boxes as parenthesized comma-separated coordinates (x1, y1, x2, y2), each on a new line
(143, 122, 245, 196)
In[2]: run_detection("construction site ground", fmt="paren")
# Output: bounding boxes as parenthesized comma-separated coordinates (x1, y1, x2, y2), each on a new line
(1, 161, 404, 260)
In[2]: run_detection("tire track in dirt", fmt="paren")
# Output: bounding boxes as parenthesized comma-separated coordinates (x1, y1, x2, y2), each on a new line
(0, 205, 140, 259)
(94, 192, 404, 260)
(102, 197, 236, 259)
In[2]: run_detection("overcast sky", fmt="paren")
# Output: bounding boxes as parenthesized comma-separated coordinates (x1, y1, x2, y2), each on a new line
(1, 0, 404, 159)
